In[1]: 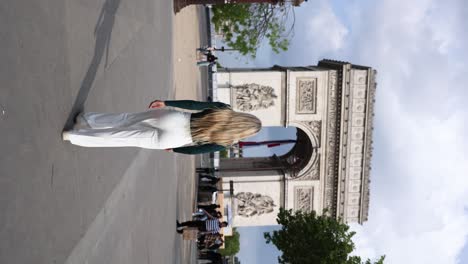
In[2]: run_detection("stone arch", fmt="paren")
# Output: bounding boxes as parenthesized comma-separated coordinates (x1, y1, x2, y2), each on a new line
(281, 121, 321, 179)
(219, 123, 320, 180)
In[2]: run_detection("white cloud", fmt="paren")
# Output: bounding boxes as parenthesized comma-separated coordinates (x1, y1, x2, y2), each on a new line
(221, 0, 468, 262)
(334, 0, 468, 263)
(303, 1, 348, 53)
(271, 0, 349, 64)
(351, 91, 468, 263)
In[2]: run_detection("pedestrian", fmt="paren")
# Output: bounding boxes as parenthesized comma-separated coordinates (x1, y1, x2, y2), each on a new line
(200, 208, 221, 218)
(206, 53, 217, 63)
(176, 219, 228, 234)
(198, 233, 223, 250)
(198, 204, 220, 212)
(206, 236, 224, 251)
(199, 185, 218, 193)
(193, 209, 222, 221)
(196, 167, 218, 174)
(197, 52, 218, 67)
(199, 251, 222, 261)
(199, 174, 220, 185)
(62, 100, 261, 154)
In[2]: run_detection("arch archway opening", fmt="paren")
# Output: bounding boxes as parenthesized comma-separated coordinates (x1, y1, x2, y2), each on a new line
(278, 128, 317, 179)
(220, 126, 317, 178)
(236, 127, 298, 158)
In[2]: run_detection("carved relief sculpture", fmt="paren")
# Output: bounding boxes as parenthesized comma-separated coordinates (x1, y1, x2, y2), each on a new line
(234, 83, 278, 112)
(301, 120, 322, 144)
(301, 156, 320, 181)
(235, 192, 276, 218)
(294, 187, 314, 212)
(296, 78, 317, 114)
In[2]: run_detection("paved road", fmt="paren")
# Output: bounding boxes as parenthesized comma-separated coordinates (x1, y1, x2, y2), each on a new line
(0, 0, 197, 263)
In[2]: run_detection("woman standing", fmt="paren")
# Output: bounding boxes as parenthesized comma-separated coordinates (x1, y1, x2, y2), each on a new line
(62, 100, 261, 154)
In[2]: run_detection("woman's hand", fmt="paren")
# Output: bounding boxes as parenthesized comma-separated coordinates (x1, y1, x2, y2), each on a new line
(148, 100, 166, 109)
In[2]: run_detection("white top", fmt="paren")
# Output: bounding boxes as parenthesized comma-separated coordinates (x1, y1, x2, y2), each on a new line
(151, 110, 193, 149)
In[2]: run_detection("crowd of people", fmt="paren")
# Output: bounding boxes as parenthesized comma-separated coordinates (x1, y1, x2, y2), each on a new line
(176, 172, 226, 264)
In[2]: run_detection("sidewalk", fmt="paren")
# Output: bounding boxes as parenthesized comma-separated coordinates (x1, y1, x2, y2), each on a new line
(172, 5, 211, 263)
(173, 6, 210, 101)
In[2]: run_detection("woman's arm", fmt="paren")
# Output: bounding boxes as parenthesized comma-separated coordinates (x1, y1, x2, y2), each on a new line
(164, 100, 229, 111)
(172, 144, 226, 155)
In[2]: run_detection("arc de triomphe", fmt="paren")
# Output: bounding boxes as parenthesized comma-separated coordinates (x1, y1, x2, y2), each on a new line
(214, 60, 377, 227)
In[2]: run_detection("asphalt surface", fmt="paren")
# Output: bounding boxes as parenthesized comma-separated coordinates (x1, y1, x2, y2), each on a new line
(0, 0, 197, 263)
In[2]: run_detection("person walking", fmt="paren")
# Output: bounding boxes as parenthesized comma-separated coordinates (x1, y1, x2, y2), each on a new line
(193, 209, 222, 221)
(176, 219, 228, 234)
(197, 52, 218, 67)
(198, 204, 220, 212)
(198, 233, 223, 250)
(196, 167, 218, 174)
(62, 100, 261, 154)
(199, 251, 223, 261)
(199, 185, 218, 193)
(199, 174, 220, 185)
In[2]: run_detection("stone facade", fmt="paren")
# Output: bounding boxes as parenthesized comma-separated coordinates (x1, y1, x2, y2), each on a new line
(216, 60, 376, 226)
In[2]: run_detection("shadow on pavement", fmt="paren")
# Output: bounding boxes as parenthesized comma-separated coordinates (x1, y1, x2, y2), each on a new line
(63, 0, 121, 130)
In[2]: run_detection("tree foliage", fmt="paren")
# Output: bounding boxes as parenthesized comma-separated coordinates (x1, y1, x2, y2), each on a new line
(264, 208, 385, 264)
(219, 149, 229, 158)
(219, 228, 241, 256)
(211, 3, 294, 57)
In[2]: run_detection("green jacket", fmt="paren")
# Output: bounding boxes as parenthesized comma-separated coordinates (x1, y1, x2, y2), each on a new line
(164, 100, 229, 155)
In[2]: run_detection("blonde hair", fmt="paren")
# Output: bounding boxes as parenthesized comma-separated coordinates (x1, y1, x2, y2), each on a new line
(191, 108, 262, 146)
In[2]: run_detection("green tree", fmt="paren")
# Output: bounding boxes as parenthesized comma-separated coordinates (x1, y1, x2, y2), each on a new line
(219, 149, 229, 158)
(264, 208, 385, 264)
(219, 228, 241, 256)
(211, 3, 294, 57)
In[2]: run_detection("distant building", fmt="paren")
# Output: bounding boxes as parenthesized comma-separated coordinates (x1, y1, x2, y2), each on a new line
(214, 60, 377, 227)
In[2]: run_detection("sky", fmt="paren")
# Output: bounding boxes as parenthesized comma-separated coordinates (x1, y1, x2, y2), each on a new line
(217, 0, 468, 263)
(240, 127, 297, 157)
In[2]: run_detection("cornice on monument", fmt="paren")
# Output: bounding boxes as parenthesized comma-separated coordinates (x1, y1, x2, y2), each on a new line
(317, 59, 376, 223)
(360, 69, 377, 223)
(320, 66, 342, 218)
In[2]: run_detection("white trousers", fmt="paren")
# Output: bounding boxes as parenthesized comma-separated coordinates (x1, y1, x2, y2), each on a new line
(66, 109, 193, 149)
